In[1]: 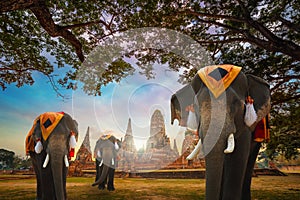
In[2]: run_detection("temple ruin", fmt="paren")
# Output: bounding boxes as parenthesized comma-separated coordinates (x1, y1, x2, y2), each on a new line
(70, 109, 205, 176)
(69, 127, 94, 176)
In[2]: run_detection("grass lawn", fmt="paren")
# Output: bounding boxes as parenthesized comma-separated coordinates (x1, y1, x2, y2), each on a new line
(0, 174, 299, 199)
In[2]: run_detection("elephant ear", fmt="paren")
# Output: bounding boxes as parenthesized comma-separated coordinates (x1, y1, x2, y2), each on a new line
(247, 74, 271, 130)
(171, 75, 202, 127)
(171, 84, 195, 127)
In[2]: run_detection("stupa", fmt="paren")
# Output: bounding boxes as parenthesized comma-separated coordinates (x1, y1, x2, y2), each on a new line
(146, 110, 171, 151)
(118, 118, 137, 172)
(69, 127, 94, 176)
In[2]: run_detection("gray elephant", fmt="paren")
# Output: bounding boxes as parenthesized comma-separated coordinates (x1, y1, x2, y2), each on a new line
(92, 134, 121, 190)
(171, 65, 271, 200)
(25, 112, 78, 200)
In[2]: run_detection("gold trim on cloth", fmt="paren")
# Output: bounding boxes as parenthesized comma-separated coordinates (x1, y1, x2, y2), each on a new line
(198, 64, 242, 98)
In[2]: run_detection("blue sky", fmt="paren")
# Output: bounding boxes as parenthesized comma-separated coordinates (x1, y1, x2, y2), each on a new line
(0, 63, 186, 157)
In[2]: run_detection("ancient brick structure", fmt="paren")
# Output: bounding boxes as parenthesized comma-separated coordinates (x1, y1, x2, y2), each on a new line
(118, 118, 137, 172)
(169, 129, 205, 169)
(70, 110, 205, 176)
(117, 109, 203, 172)
(69, 127, 94, 176)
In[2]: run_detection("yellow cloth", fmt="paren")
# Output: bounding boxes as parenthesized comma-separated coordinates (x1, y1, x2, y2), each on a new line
(39, 112, 64, 141)
(198, 64, 242, 98)
(25, 112, 64, 154)
(100, 134, 112, 140)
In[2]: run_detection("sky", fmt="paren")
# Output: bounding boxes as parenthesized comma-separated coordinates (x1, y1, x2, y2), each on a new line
(0, 62, 187, 158)
(0, 27, 213, 158)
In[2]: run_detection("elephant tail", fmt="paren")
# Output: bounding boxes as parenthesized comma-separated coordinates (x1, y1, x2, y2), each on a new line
(92, 164, 109, 186)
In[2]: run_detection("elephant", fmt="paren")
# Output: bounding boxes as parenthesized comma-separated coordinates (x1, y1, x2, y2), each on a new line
(171, 65, 271, 200)
(25, 112, 78, 200)
(92, 134, 121, 191)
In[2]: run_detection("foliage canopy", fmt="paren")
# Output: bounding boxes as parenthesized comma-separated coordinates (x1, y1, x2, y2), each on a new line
(0, 0, 299, 159)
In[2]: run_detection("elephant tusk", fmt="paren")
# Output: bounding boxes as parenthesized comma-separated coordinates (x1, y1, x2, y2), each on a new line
(112, 158, 114, 166)
(187, 139, 202, 160)
(99, 159, 103, 167)
(69, 135, 77, 148)
(64, 155, 69, 167)
(43, 153, 50, 168)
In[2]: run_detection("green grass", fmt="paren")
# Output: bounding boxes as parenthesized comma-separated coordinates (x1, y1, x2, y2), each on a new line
(0, 175, 299, 199)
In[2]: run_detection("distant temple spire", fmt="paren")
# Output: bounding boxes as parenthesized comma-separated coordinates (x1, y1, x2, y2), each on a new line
(80, 126, 91, 153)
(146, 110, 170, 151)
(150, 110, 165, 136)
(122, 118, 136, 152)
(126, 118, 133, 136)
(75, 126, 93, 162)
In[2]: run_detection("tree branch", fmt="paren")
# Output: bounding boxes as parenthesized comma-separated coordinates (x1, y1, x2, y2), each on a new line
(61, 19, 111, 32)
(179, 7, 300, 60)
(277, 16, 300, 33)
(30, 0, 85, 62)
(46, 74, 70, 100)
(0, 0, 34, 12)
(181, 9, 248, 23)
(272, 94, 300, 105)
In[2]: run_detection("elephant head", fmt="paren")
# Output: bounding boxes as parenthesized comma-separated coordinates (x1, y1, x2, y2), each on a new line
(26, 112, 78, 200)
(171, 65, 271, 200)
(92, 134, 121, 188)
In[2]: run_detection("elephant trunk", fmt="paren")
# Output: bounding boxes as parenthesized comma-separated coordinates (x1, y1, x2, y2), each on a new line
(50, 150, 67, 200)
(47, 134, 68, 200)
(92, 164, 109, 186)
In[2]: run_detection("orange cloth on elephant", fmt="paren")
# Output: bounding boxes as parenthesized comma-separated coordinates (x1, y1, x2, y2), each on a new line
(25, 112, 64, 154)
(253, 116, 270, 142)
(39, 112, 64, 140)
(198, 64, 242, 98)
(25, 117, 39, 154)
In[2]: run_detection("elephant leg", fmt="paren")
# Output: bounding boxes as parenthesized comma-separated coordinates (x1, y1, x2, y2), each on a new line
(63, 163, 68, 199)
(107, 167, 115, 191)
(98, 175, 106, 190)
(30, 152, 42, 200)
(95, 159, 100, 182)
(241, 141, 261, 200)
(222, 132, 251, 200)
(96, 160, 106, 190)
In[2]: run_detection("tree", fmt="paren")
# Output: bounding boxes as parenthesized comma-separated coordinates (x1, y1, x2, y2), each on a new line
(12, 155, 32, 170)
(267, 99, 300, 160)
(0, 0, 131, 95)
(1, 0, 299, 159)
(0, 149, 15, 169)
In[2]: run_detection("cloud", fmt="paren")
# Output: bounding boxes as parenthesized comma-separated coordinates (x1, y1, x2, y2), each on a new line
(0, 60, 187, 157)
(70, 62, 186, 153)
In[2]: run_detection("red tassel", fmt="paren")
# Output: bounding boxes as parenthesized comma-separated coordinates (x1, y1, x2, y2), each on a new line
(246, 96, 254, 104)
(69, 148, 75, 157)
